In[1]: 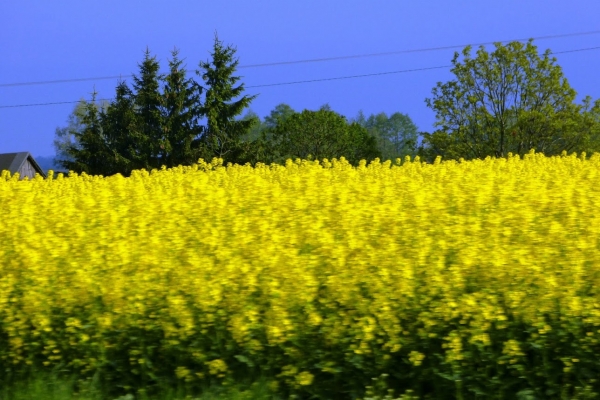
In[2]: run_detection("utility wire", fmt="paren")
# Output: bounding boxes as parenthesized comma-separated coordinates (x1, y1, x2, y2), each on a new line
(1, 30, 600, 88)
(0, 100, 112, 109)
(246, 65, 451, 88)
(1, 45, 599, 109)
(240, 30, 600, 68)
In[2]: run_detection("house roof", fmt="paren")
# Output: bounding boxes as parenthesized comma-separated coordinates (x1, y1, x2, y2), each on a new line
(0, 152, 47, 179)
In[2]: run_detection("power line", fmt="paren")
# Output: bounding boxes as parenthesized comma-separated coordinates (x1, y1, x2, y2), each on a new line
(245, 45, 600, 88)
(1, 45, 599, 109)
(246, 65, 451, 88)
(0, 100, 113, 109)
(240, 30, 600, 68)
(1, 30, 600, 88)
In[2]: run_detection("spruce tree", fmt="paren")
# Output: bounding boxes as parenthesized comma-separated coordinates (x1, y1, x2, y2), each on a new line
(132, 48, 164, 170)
(197, 33, 258, 164)
(162, 48, 205, 167)
(100, 81, 140, 175)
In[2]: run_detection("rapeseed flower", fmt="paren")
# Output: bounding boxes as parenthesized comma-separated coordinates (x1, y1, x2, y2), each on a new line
(1, 151, 600, 397)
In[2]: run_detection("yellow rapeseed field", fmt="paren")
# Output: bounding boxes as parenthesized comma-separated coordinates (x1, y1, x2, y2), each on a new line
(1, 151, 600, 398)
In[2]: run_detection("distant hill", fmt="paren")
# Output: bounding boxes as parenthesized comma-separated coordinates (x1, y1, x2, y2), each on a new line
(35, 156, 63, 174)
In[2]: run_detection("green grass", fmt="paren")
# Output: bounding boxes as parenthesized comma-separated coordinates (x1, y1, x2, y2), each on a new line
(0, 372, 283, 400)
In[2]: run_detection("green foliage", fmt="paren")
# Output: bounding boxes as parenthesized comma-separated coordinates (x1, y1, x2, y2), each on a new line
(353, 111, 419, 161)
(1, 368, 282, 400)
(53, 101, 86, 167)
(239, 104, 296, 151)
(197, 33, 258, 165)
(57, 38, 260, 176)
(239, 109, 264, 142)
(160, 48, 205, 168)
(57, 50, 172, 176)
(258, 107, 381, 166)
(263, 103, 295, 130)
(53, 99, 108, 170)
(60, 91, 115, 176)
(131, 48, 165, 171)
(422, 39, 600, 161)
(99, 81, 141, 175)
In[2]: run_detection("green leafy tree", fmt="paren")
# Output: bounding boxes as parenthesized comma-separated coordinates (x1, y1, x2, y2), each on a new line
(423, 39, 595, 161)
(61, 91, 114, 175)
(344, 122, 381, 165)
(240, 104, 297, 144)
(264, 103, 296, 129)
(387, 112, 419, 157)
(264, 108, 380, 166)
(198, 33, 258, 164)
(353, 110, 367, 126)
(54, 99, 109, 170)
(239, 109, 264, 142)
(237, 104, 299, 165)
(54, 100, 88, 168)
(354, 111, 419, 161)
(575, 97, 600, 154)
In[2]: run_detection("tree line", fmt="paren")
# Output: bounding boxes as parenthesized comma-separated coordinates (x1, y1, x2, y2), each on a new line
(54, 36, 600, 176)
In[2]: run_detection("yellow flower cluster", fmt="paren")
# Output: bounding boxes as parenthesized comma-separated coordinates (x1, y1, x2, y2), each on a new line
(1, 151, 600, 395)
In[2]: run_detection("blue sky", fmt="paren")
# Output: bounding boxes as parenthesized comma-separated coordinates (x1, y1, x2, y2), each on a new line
(1, 0, 599, 158)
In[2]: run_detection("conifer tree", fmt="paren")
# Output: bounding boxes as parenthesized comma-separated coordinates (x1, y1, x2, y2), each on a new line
(161, 48, 205, 167)
(198, 33, 258, 164)
(100, 81, 140, 175)
(132, 48, 164, 170)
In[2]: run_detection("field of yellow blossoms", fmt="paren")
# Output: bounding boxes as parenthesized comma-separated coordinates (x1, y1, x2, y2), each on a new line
(2, 151, 600, 399)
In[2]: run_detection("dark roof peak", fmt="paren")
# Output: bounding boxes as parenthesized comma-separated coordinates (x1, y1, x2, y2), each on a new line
(0, 152, 47, 179)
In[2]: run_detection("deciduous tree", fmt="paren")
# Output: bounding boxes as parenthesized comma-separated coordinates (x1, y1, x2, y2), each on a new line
(54, 100, 89, 168)
(264, 107, 380, 165)
(61, 91, 114, 175)
(423, 40, 595, 161)
(354, 111, 419, 161)
(264, 103, 295, 129)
